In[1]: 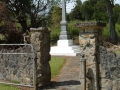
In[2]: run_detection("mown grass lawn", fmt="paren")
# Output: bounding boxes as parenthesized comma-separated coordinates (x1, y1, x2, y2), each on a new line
(0, 84, 19, 90)
(50, 57, 66, 78)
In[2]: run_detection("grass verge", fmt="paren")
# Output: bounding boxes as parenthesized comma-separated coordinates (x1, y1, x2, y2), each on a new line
(0, 84, 19, 90)
(50, 57, 66, 78)
(115, 50, 120, 54)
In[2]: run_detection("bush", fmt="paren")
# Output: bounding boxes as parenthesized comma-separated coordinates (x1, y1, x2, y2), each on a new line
(115, 23, 120, 42)
(102, 23, 120, 43)
(68, 20, 80, 39)
(50, 20, 80, 45)
(102, 24, 110, 41)
(50, 24, 61, 45)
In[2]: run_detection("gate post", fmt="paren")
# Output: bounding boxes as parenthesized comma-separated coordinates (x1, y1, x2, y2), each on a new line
(30, 27, 51, 89)
(75, 22, 106, 90)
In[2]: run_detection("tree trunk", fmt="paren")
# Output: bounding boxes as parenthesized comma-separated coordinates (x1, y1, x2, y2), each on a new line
(17, 15, 28, 33)
(20, 21, 27, 33)
(105, 0, 117, 44)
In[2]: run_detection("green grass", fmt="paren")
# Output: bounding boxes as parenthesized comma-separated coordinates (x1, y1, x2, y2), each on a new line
(0, 84, 19, 90)
(50, 57, 66, 78)
(0, 80, 20, 90)
(11, 80, 20, 84)
(115, 50, 120, 54)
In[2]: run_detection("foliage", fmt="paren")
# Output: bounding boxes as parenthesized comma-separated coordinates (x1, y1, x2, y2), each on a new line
(68, 20, 79, 39)
(0, 1, 23, 44)
(93, 0, 108, 22)
(4, 0, 56, 33)
(50, 57, 66, 78)
(0, 84, 19, 90)
(49, 6, 62, 45)
(102, 23, 120, 43)
(50, 20, 80, 45)
(115, 23, 120, 41)
(51, 6, 62, 25)
(105, 0, 117, 44)
(102, 24, 110, 40)
(81, 0, 97, 20)
(113, 4, 120, 23)
(50, 25, 61, 45)
(68, 0, 83, 21)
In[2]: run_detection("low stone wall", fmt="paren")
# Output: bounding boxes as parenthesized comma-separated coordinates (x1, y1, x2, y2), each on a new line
(0, 27, 51, 89)
(99, 46, 120, 90)
(0, 45, 34, 85)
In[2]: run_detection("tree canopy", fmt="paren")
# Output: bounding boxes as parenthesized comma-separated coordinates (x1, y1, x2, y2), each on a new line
(0, 1, 23, 43)
(2, 0, 55, 33)
(0, 0, 120, 44)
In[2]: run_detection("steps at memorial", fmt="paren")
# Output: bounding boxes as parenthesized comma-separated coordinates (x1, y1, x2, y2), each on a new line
(50, 45, 80, 56)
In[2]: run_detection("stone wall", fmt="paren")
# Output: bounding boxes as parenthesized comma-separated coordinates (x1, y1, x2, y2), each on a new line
(77, 22, 120, 90)
(30, 27, 51, 89)
(99, 46, 120, 90)
(0, 27, 51, 89)
(79, 29, 102, 90)
(0, 45, 34, 85)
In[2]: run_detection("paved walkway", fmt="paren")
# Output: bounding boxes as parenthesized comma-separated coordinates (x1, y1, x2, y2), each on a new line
(43, 55, 81, 90)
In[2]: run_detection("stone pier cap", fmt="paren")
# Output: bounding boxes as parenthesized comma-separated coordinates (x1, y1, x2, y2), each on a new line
(75, 21, 106, 30)
(30, 27, 51, 33)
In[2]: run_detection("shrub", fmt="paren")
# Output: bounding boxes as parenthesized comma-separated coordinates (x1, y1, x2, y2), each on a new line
(102, 24, 110, 41)
(115, 23, 120, 42)
(0, 1, 23, 44)
(68, 20, 80, 39)
(50, 20, 80, 45)
(102, 23, 120, 43)
(50, 24, 61, 45)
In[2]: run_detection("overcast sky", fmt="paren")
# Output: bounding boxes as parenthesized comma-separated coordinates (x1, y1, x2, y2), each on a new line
(66, 0, 120, 13)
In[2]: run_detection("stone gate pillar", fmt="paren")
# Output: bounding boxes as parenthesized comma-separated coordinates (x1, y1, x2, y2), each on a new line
(75, 22, 106, 90)
(30, 27, 51, 89)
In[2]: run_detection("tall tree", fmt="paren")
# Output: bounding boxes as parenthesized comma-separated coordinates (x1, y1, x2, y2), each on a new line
(81, 0, 98, 20)
(105, 0, 117, 44)
(93, 0, 108, 22)
(51, 6, 62, 25)
(0, 1, 23, 43)
(113, 4, 120, 23)
(69, 0, 83, 21)
(3, 0, 55, 33)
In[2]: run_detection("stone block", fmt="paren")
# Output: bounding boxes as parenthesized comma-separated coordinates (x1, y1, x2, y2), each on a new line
(79, 39, 88, 47)
(85, 29, 98, 33)
(37, 52, 41, 58)
(81, 34, 95, 38)
(99, 65, 109, 78)
(100, 79, 112, 89)
(89, 38, 95, 45)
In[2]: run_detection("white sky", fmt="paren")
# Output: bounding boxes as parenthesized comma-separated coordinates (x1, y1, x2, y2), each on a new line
(66, 0, 120, 13)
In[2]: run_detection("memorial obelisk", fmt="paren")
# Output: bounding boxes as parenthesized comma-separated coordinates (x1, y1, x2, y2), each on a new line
(50, 0, 80, 56)
(59, 0, 71, 40)
(57, 0, 73, 47)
